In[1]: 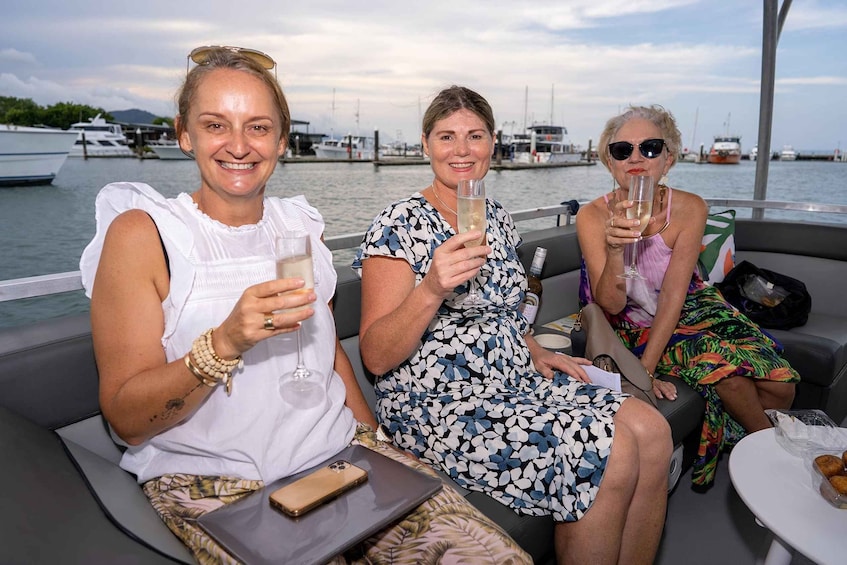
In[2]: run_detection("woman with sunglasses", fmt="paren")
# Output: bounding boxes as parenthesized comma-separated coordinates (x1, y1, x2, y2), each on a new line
(80, 47, 529, 564)
(576, 105, 798, 487)
(356, 86, 673, 565)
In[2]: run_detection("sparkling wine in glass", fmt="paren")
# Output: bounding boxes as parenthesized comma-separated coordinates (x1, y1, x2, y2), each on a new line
(619, 174, 654, 280)
(456, 179, 490, 307)
(275, 233, 323, 406)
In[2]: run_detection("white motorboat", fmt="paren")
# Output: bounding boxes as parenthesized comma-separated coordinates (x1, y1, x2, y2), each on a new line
(312, 135, 375, 160)
(509, 125, 581, 164)
(148, 139, 192, 160)
(68, 114, 135, 158)
(780, 145, 798, 161)
(749, 145, 758, 161)
(0, 124, 78, 186)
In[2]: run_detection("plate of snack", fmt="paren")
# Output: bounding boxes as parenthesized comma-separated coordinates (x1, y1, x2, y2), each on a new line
(812, 450, 847, 509)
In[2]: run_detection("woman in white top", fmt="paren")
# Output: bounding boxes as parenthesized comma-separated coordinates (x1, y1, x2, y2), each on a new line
(80, 46, 529, 564)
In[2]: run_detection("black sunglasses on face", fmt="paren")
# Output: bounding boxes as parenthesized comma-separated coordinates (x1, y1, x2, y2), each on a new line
(608, 138, 666, 160)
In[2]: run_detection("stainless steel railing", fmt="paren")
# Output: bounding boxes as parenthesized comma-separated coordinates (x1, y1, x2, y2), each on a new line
(2, 200, 846, 303)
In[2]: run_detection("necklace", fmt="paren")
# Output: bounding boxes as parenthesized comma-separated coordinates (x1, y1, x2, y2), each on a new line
(431, 183, 457, 216)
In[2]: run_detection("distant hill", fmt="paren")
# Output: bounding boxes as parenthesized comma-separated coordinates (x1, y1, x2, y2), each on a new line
(109, 108, 162, 125)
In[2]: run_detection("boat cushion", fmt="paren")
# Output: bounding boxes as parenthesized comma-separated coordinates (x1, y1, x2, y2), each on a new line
(698, 209, 736, 285)
(0, 406, 178, 563)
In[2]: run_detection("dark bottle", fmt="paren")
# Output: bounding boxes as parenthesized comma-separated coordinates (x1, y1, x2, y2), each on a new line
(520, 247, 547, 325)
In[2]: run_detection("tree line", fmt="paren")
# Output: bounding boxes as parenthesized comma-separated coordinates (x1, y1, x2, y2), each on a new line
(0, 97, 172, 129)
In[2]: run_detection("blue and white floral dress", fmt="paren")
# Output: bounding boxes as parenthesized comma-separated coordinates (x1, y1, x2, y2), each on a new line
(353, 193, 626, 522)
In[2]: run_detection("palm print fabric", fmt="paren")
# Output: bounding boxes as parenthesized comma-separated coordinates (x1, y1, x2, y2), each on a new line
(143, 425, 531, 564)
(353, 194, 626, 522)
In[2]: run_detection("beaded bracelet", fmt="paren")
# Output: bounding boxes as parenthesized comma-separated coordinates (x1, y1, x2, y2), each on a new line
(189, 328, 243, 396)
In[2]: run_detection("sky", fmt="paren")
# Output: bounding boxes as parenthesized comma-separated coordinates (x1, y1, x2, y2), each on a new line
(1, 0, 846, 152)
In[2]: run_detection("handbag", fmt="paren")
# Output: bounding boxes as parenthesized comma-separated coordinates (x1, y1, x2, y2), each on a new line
(714, 260, 811, 330)
(570, 303, 658, 407)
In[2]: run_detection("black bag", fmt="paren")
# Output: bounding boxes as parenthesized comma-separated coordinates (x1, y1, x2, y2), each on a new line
(715, 260, 811, 330)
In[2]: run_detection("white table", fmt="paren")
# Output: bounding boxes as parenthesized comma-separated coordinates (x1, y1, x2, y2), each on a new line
(728, 428, 847, 565)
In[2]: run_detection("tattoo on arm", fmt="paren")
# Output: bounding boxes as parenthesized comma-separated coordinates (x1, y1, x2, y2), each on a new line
(149, 381, 204, 423)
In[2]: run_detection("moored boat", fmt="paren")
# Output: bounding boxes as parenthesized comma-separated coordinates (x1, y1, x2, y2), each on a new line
(749, 145, 758, 161)
(68, 114, 135, 158)
(0, 124, 78, 186)
(311, 135, 375, 160)
(148, 139, 192, 160)
(510, 124, 581, 164)
(707, 135, 742, 164)
(780, 145, 797, 161)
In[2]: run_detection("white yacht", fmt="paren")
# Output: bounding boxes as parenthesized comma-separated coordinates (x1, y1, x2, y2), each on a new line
(749, 145, 758, 161)
(311, 135, 375, 160)
(0, 124, 78, 186)
(68, 114, 134, 158)
(780, 145, 798, 161)
(148, 139, 192, 160)
(509, 124, 581, 164)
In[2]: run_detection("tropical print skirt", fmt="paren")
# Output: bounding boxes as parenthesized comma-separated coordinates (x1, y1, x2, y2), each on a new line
(142, 424, 531, 564)
(617, 285, 799, 486)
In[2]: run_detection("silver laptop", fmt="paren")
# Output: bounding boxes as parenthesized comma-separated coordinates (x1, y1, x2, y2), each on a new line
(198, 445, 443, 565)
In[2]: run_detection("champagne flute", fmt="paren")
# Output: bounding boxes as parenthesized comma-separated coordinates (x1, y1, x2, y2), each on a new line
(275, 233, 323, 406)
(619, 174, 655, 280)
(456, 179, 490, 308)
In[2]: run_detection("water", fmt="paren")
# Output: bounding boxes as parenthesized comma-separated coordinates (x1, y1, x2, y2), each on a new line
(2, 157, 847, 328)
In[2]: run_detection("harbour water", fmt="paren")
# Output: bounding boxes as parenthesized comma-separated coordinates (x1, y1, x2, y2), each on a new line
(2, 157, 846, 328)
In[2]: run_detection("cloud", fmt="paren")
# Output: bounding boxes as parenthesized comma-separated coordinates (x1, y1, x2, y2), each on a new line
(1, 0, 844, 149)
(785, 1, 847, 31)
(0, 72, 173, 116)
(777, 76, 847, 86)
(0, 48, 39, 66)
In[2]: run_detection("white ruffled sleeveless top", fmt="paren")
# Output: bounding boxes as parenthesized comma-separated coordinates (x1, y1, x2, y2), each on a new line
(80, 182, 355, 483)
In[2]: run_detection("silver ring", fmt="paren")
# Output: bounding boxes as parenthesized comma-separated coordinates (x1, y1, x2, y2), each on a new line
(263, 315, 274, 331)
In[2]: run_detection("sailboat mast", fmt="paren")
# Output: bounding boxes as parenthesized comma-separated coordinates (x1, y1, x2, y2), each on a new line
(690, 107, 699, 150)
(330, 88, 336, 138)
(550, 84, 554, 125)
(523, 86, 528, 130)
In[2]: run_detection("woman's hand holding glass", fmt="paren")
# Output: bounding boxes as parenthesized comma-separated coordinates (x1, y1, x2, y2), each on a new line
(207, 277, 315, 362)
(606, 176, 656, 278)
(423, 231, 490, 303)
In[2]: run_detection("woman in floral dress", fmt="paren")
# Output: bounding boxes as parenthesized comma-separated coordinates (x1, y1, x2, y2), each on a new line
(354, 86, 672, 564)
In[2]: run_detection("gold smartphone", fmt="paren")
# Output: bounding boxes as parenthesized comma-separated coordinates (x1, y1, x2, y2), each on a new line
(269, 460, 368, 517)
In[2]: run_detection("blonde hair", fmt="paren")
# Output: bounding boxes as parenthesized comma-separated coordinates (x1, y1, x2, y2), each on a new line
(597, 105, 681, 170)
(175, 47, 290, 142)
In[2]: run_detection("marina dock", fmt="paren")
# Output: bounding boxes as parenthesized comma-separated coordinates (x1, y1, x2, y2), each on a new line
(279, 156, 597, 170)
(490, 160, 595, 171)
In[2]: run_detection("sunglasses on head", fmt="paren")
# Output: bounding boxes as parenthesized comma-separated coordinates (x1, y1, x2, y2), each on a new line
(187, 45, 277, 77)
(608, 138, 666, 161)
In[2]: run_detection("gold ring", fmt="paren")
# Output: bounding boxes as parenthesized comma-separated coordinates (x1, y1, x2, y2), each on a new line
(611, 218, 615, 228)
(263, 315, 274, 331)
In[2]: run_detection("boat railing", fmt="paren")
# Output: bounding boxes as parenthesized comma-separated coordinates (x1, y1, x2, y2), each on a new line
(2, 199, 846, 303)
